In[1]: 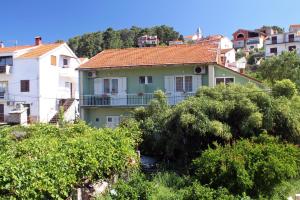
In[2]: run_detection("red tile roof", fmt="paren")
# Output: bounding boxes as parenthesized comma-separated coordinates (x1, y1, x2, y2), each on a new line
(80, 44, 218, 69)
(0, 45, 34, 53)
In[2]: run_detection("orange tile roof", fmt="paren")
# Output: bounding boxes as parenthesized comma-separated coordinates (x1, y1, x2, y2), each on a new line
(18, 43, 63, 58)
(80, 44, 218, 69)
(0, 45, 34, 53)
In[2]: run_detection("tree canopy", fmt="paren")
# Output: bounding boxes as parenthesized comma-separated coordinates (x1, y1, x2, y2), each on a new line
(68, 25, 181, 58)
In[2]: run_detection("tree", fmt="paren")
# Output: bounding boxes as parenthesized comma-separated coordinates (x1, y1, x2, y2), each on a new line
(272, 79, 297, 98)
(102, 28, 123, 49)
(258, 51, 300, 88)
(193, 134, 300, 198)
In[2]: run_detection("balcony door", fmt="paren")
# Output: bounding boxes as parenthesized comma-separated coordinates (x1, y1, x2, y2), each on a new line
(165, 75, 202, 104)
(94, 77, 127, 105)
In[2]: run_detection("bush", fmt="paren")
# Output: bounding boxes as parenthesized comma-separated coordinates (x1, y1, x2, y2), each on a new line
(193, 134, 300, 198)
(272, 79, 297, 98)
(0, 122, 140, 199)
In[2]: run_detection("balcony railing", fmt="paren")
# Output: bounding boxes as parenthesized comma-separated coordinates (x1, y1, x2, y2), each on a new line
(0, 91, 8, 100)
(80, 92, 196, 107)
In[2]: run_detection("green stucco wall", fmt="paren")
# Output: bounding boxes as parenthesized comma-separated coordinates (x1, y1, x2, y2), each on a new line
(81, 65, 209, 95)
(84, 107, 133, 128)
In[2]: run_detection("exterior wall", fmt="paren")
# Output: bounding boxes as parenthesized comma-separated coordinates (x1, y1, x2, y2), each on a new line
(7, 58, 40, 121)
(265, 32, 300, 57)
(83, 107, 132, 128)
(80, 64, 261, 128)
(0, 44, 80, 123)
(82, 65, 209, 95)
(38, 44, 79, 122)
(220, 37, 233, 49)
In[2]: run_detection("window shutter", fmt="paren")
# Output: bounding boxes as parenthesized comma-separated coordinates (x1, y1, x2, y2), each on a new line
(192, 75, 202, 92)
(94, 78, 104, 95)
(118, 77, 127, 94)
(164, 76, 174, 94)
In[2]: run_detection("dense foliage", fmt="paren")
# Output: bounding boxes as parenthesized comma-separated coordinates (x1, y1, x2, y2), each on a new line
(134, 84, 300, 165)
(100, 172, 238, 200)
(193, 134, 300, 198)
(68, 25, 181, 57)
(259, 51, 300, 88)
(0, 122, 141, 199)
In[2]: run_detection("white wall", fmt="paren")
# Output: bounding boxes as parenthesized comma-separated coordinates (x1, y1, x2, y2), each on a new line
(38, 44, 79, 122)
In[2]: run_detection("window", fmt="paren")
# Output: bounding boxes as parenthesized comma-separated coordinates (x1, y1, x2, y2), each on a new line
(215, 77, 234, 85)
(289, 34, 294, 42)
(104, 78, 118, 94)
(51, 55, 57, 66)
(0, 56, 13, 66)
(289, 46, 296, 51)
(176, 77, 184, 92)
(20, 80, 30, 92)
(270, 47, 277, 55)
(104, 79, 110, 93)
(63, 58, 69, 67)
(139, 76, 152, 84)
(106, 116, 120, 128)
(111, 79, 118, 93)
(271, 36, 277, 44)
(185, 76, 193, 92)
(237, 33, 244, 39)
(176, 76, 193, 92)
(0, 82, 7, 99)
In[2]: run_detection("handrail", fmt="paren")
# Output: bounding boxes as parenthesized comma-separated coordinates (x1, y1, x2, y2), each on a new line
(80, 92, 196, 106)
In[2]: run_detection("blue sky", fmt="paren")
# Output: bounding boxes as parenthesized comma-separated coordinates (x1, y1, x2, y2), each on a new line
(1, 0, 300, 46)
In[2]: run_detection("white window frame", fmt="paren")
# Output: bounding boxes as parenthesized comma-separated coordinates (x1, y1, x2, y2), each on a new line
(103, 78, 119, 94)
(63, 57, 69, 67)
(175, 75, 193, 92)
(106, 116, 120, 128)
(215, 77, 235, 85)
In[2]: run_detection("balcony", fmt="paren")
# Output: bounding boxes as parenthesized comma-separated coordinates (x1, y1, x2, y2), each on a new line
(80, 92, 196, 107)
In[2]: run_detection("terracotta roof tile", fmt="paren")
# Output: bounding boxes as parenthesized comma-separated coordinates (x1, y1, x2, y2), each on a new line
(18, 43, 63, 58)
(80, 44, 218, 69)
(290, 24, 300, 28)
(0, 45, 34, 53)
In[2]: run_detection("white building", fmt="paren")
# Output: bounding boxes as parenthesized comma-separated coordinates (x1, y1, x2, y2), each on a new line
(0, 37, 81, 124)
(265, 25, 300, 57)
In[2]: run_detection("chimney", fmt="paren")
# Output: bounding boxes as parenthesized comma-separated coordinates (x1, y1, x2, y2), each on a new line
(0, 41, 4, 48)
(35, 36, 42, 46)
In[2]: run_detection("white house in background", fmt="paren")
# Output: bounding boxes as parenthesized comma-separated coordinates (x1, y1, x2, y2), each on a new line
(265, 24, 300, 57)
(0, 37, 81, 124)
(184, 27, 203, 42)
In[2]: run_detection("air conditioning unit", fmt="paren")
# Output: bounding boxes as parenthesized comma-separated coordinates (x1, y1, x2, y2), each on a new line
(87, 71, 97, 78)
(194, 66, 206, 74)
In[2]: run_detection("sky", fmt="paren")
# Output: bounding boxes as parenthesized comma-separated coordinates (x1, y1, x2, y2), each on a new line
(1, 0, 300, 46)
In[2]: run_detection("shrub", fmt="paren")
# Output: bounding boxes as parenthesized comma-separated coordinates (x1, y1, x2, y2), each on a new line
(193, 134, 300, 198)
(0, 123, 140, 199)
(272, 79, 297, 98)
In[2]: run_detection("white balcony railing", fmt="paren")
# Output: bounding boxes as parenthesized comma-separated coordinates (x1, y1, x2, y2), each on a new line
(80, 92, 196, 107)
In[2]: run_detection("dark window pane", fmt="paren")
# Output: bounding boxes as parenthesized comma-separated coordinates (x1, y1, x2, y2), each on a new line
(225, 78, 234, 84)
(176, 77, 184, 92)
(139, 76, 145, 84)
(112, 79, 118, 93)
(185, 76, 193, 92)
(104, 79, 110, 93)
(216, 78, 224, 85)
(147, 76, 153, 84)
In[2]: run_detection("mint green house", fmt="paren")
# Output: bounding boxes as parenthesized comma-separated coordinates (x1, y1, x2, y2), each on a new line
(79, 44, 260, 128)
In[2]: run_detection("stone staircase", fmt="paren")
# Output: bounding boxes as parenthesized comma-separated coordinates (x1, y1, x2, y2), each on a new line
(49, 98, 75, 124)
